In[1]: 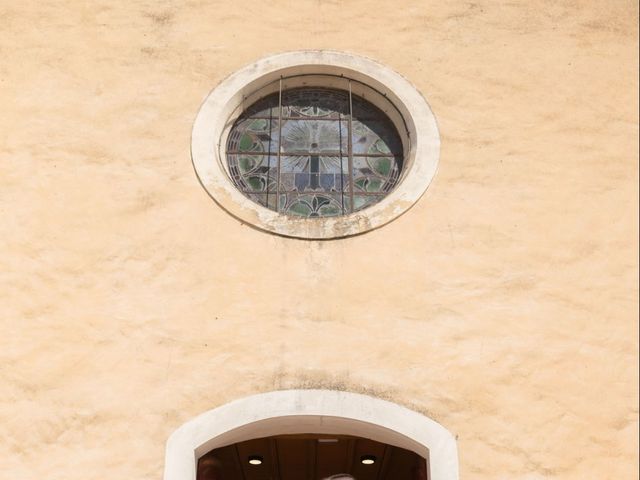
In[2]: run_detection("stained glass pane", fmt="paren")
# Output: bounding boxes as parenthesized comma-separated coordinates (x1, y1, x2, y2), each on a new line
(281, 88, 349, 119)
(279, 156, 347, 193)
(245, 193, 278, 210)
(352, 156, 400, 193)
(242, 96, 279, 118)
(280, 193, 344, 218)
(227, 118, 279, 153)
(351, 120, 402, 155)
(226, 86, 404, 217)
(351, 96, 381, 119)
(349, 194, 385, 212)
(228, 154, 277, 193)
(280, 120, 346, 154)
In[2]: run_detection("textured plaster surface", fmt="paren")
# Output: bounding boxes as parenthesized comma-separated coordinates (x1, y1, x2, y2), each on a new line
(0, 1, 638, 479)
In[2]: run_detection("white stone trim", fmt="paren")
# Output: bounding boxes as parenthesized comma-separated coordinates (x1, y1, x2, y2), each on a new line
(191, 50, 440, 239)
(164, 390, 458, 480)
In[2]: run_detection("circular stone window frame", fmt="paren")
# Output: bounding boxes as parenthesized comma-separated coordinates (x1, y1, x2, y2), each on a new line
(164, 390, 459, 480)
(192, 50, 440, 239)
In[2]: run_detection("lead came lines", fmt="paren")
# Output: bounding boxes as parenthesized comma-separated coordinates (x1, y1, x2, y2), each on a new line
(227, 81, 403, 218)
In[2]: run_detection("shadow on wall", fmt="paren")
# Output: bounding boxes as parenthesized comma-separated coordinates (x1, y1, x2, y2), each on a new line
(258, 367, 439, 421)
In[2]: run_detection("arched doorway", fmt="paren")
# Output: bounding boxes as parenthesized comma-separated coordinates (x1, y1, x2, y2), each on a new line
(164, 390, 458, 480)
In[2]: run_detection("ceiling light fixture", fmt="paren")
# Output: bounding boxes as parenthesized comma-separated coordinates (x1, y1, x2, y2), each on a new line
(248, 455, 263, 465)
(360, 455, 377, 465)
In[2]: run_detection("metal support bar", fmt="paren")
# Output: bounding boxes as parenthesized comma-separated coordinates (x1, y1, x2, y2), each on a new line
(347, 80, 355, 213)
(275, 77, 283, 212)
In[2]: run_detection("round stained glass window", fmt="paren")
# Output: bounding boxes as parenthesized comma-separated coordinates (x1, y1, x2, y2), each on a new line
(226, 87, 404, 218)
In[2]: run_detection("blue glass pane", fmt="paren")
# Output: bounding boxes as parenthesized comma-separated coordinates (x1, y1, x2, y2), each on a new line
(279, 156, 347, 193)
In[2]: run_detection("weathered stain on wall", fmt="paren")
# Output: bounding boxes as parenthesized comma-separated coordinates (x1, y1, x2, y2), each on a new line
(0, 1, 637, 479)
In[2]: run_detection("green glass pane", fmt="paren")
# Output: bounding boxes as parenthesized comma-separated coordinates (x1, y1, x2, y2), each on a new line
(239, 133, 254, 151)
(281, 193, 343, 218)
(353, 177, 383, 192)
(366, 178, 383, 192)
(288, 199, 313, 216)
(238, 156, 256, 174)
(369, 138, 391, 155)
(371, 157, 392, 176)
(246, 176, 266, 192)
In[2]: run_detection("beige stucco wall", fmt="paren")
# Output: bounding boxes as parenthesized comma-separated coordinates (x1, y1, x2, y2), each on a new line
(1, 1, 638, 479)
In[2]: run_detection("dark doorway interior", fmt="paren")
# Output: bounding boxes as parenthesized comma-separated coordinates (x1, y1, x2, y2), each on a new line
(197, 434, 428, 480)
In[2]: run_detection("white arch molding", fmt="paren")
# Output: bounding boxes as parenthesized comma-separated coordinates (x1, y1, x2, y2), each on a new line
(164, 390, 459, 480)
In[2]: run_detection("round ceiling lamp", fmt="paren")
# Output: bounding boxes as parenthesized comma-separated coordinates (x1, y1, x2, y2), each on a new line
(360, 455, 377, 465)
